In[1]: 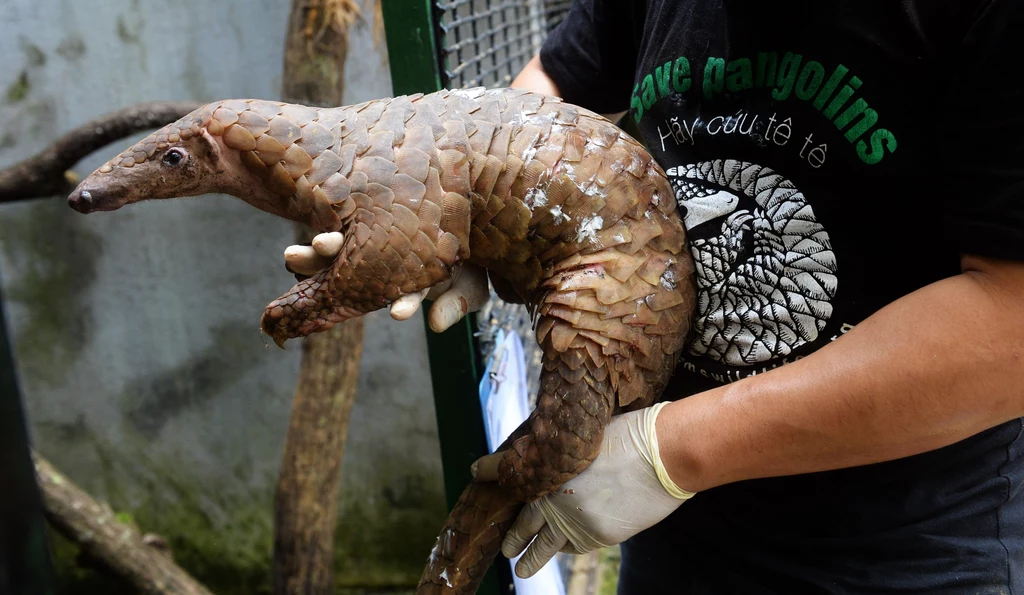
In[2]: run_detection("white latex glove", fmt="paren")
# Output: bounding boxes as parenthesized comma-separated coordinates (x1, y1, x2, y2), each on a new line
(283, 231, 490, 332)
(480, 402, 696, 579)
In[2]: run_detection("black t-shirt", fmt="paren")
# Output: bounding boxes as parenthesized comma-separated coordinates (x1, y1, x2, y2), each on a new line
(541, 2, 1024, 593)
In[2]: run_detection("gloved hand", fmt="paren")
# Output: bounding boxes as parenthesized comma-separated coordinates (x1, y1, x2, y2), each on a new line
(283, 231, 490, 332)
(473, 402, 696, 579)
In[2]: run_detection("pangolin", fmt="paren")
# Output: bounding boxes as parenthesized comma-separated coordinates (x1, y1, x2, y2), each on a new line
(67, 87, 697, 594)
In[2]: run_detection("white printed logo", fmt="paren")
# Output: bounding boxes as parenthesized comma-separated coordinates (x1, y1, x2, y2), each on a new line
(667, 160, 838, 366)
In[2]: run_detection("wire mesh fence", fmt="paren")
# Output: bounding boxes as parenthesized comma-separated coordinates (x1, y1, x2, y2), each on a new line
(434, 0, 571, 89)
(431, 0, 572, 404)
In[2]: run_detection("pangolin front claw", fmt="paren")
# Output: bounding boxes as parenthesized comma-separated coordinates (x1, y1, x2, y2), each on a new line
(260, 268, 363, 346)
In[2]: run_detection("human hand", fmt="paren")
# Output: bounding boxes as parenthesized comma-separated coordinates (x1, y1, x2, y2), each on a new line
(283, 232, 490, 332)
(473, 403, 696, 578)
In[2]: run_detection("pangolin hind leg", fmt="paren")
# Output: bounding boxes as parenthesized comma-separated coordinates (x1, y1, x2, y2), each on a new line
(497, 241, 694, 501)
(415, 347, 615, 595)
(417, 244, 694, 595)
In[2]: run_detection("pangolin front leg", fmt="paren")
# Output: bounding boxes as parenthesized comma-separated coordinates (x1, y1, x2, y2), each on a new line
(262, 181, 465, 346)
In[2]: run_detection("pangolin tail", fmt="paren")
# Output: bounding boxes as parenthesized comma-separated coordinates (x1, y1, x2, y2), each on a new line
(416, 480, 522, 595)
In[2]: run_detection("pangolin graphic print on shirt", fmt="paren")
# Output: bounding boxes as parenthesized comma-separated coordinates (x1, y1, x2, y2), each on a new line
(667, 160, 838, 367)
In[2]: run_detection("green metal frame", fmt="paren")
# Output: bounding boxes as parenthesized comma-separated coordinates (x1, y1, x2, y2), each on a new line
(380, 2, 511, 594)
(0, 268, 56, 595)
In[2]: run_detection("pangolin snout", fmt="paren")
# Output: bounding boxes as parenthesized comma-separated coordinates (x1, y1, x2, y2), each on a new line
(68, 182, 124, 214)
(67, 187, 96, 213)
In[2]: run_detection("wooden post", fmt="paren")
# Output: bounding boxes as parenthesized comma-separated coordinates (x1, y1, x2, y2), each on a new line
(272, 1, 366, 594)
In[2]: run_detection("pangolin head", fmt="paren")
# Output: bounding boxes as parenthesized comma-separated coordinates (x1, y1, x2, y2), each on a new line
(68, 106, 233, 214)
(67, 100, 371, 348)
(68, 99, 353, 236)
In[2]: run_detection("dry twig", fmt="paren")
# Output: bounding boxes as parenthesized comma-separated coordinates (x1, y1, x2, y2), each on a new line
(33, 453, 213, 595)
(0, 101, 201, 203)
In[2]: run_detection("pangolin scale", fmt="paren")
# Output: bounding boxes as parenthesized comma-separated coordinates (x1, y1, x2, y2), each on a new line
(68, 87, 697, 594)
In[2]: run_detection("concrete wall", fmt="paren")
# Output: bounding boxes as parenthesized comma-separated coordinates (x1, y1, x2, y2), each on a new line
(0, 1, 446, 592)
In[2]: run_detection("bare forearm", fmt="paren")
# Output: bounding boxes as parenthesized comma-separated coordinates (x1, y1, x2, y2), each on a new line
(512, 54, 626, 123)
(659, 255, 1024, 492)
(512, 54, 562, 96)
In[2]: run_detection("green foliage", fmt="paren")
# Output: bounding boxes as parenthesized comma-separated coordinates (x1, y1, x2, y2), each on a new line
(44, 457, 446, 594)
(333, 472, 447, 589)
(48, 530, 135, 595)
(4, 70, 30, 103)
(0, 200, 102, 388)
(598, 546, 622, 595)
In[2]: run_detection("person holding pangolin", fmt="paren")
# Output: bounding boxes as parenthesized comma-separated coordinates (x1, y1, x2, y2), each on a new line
(289, 1, 1024, 592)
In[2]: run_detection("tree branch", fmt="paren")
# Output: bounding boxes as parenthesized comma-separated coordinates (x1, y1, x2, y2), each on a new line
(0, 101, 202, 203)
(272, 1, 365, 593)
(33, 453, 214, 595)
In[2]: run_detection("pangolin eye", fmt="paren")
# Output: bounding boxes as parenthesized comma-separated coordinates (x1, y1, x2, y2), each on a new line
(162, 148, 185, 167)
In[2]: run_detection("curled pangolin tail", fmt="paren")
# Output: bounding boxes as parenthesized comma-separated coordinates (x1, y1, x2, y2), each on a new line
(417, 481, 522, 594)
(417, 416, 538, 594)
